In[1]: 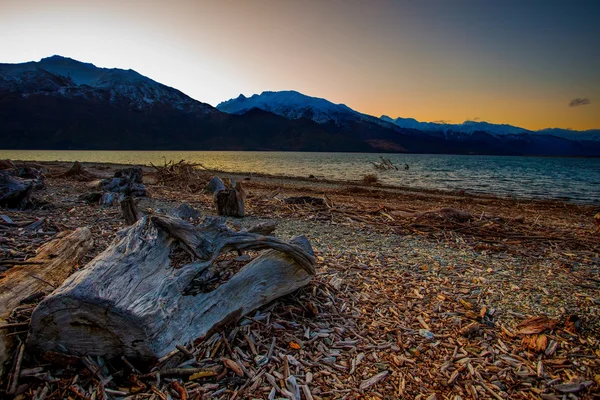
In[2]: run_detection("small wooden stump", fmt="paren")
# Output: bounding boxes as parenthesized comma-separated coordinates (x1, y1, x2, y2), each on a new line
(210, 177, 246, 217)
(52, 161, 97, 181)
(120, 196, 140, 225)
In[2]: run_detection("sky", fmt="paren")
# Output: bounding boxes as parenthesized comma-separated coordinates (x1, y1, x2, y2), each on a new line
(1, 0, 599, 131)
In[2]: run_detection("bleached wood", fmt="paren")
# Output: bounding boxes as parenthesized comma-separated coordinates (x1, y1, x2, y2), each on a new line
(28, 215, 315, 360)
(0, 228, 92, 379)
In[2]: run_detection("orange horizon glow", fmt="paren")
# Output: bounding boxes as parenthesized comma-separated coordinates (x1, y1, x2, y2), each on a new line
(1, 0, 598, 131)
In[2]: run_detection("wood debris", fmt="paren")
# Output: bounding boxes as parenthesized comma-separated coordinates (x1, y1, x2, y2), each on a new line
(0, 160, 598, 399)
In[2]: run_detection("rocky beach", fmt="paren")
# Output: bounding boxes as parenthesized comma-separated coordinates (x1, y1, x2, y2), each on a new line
(0, 160, 598, 399)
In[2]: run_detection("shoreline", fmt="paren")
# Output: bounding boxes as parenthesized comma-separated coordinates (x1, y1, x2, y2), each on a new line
(1, 159, 599, 398)
(12, 159, 600, 207)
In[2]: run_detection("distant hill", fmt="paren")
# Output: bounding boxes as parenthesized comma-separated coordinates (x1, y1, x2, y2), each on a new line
(1, 55, 599, 156)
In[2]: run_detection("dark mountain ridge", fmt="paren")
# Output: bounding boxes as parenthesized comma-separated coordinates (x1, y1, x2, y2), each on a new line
(1, 56, 599, 156)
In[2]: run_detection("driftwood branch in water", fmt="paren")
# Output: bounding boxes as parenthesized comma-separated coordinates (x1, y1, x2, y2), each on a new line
(0, 228, 92, 379)
(28, 215, 316, 361)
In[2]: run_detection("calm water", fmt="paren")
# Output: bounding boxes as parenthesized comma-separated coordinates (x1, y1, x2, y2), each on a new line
(2, 150, 599, 204)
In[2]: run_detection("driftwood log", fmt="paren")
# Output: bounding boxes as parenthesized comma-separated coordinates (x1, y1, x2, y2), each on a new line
(174, 202, 201, 220)
(0, 228, 92, 380)
(28, 215, 316, 360)
(0, 171, 34, 209)
(99, 167, 146, 197)
(0, 166, 44, 209)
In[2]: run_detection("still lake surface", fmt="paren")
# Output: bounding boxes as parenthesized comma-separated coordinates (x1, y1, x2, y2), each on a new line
(2, 150, 599, 204)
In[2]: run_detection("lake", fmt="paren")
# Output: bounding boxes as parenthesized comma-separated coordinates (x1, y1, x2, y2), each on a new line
(1, 150, 599, 204)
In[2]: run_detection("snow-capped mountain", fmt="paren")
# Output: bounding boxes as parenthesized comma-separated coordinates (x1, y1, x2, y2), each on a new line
(217, 90, 362, 124)
(381, 115, 600, 142)
(537, 128, 600, 142)
(380, 116, 529, 136)
(1, 55, 599, 155)
(219, 91, 600, 143)
(0, 55, 215, 114)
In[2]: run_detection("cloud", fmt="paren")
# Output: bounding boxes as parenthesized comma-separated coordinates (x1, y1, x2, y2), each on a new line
(569, 98, 591, 107)
(432, 119, 451, 124)
(472, 117, 481, 121)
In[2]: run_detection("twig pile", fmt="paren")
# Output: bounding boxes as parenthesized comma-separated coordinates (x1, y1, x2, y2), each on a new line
(150, 159, 210, 193)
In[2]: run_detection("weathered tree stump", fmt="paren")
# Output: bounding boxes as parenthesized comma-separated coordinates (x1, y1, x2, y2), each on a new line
(99, 167, 146, 197)
(53, 161, 97, 181)
(212, 178, 246, 217)
(205, 176, 226, 194)
(0, 228, 92, 380)
(28, 215, 316, 360)
(120, 196, 140, 225)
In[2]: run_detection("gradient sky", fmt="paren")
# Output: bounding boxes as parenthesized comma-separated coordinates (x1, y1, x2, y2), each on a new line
(1, 0, 599, 130)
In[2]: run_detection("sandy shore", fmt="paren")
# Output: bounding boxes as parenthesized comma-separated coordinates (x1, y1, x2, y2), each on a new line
(1, 160, 599, 399)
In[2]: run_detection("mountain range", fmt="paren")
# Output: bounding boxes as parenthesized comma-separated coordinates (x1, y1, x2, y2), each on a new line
(1, 55, 599, 156)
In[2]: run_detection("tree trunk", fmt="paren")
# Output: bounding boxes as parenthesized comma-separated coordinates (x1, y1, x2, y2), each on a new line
(214, 179, 246, 217)
(205, 176, 226, 194)
(0, 228, 92, 379)
(120, 196, 140, 225)
(28, 215, 315, 361)
(52, 161, 97, 181)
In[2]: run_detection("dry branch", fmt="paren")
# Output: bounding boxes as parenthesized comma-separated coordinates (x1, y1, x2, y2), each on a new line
(151, 159, 208, 193)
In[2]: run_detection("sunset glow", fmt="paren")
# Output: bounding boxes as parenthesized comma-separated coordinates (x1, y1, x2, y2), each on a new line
(1, 0, 598, 130)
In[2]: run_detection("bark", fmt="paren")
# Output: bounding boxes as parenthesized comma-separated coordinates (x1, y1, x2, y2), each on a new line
(174, 203, 201, 220)
(120, 196, 140, 225)
(244, 220, 277, 236)
(52, 161, 97, 181)
(214, 179, 246, 217)
(205, 176, 226, 194)
(0, 166, 44, 209)
(99, 167, 146, 197)
(28, 215, 316, 361)
(0, 228, 92, 380)
(0, 171, 34, 209)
